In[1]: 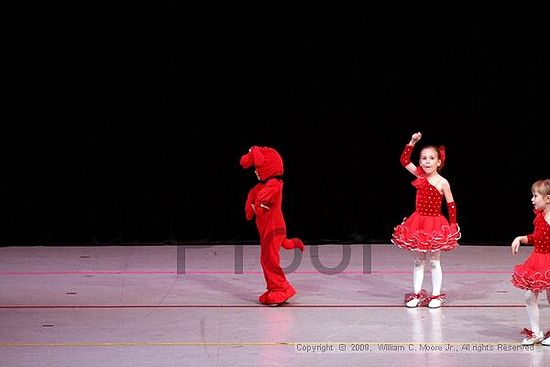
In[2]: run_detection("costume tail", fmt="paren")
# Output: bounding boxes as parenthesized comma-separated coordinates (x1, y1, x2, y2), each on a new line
(281, 238, 305, 252)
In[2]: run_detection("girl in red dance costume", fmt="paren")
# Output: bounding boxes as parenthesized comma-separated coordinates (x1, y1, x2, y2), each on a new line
(392, 132, 461, 308)
(511, 179, 550, 346)
(240, 146, 304, 305)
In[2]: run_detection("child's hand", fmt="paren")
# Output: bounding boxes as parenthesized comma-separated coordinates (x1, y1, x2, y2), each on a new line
(411, 132, 422, 144)
(511, 237, 521, 254)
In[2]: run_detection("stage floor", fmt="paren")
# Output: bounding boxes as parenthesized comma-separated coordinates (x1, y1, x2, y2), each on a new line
(1, 244, 549, 366)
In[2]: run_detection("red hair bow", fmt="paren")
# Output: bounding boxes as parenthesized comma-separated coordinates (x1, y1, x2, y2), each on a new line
(438, 145, 446, 169)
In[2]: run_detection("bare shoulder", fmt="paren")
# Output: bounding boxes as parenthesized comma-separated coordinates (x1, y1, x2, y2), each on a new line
(439, 176, 452, 191)
(429, 174, 450, 192)
(439, 176, 455, 201)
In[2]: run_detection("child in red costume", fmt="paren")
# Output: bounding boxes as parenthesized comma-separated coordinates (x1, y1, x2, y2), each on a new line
(391, 132, 461, 308)
(240, 146, 304, 305)
(510, 179, 550, 346)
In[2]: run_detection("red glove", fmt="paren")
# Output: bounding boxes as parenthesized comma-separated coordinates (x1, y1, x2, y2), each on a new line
(400, 145, 413, 167)
(447, 202, 457, 224)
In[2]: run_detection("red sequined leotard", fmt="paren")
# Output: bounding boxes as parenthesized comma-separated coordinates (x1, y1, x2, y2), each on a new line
(391, 170, 461, 252)
(512, 210, 550, 292)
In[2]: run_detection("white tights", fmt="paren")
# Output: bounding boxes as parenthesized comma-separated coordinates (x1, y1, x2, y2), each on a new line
(525, 289, 550, 334)
(412, 251, 442, 296)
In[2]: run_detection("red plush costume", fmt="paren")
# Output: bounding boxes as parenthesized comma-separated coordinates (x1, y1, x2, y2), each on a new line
(240, 146, 304, 305)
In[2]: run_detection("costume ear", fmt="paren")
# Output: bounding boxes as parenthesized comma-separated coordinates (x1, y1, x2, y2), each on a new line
(239, 146, 264, 169)
(251, 146, 264, 166)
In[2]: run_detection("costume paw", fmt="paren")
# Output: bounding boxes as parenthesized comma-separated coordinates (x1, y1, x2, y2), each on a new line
(258, 285, 297, 305)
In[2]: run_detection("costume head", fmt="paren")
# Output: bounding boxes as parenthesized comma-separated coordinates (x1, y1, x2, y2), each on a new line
(240, 146, 283, 181)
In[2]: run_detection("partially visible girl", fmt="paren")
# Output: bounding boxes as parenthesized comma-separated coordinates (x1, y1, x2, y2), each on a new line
(511, 179, 550, 346)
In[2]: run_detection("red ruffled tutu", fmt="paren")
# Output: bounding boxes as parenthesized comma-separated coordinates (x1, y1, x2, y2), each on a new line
(392, 213, 461, 252)
(512, 252, 550, 292)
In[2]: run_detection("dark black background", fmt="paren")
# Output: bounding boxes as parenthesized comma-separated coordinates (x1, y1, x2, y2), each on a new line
(4, 3, 548, 245)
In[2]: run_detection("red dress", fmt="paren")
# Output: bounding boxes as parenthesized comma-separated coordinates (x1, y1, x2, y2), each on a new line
(392, 174, 461, 252)
(511, 210, 550, 292)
